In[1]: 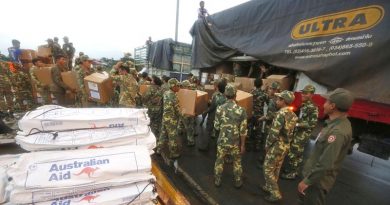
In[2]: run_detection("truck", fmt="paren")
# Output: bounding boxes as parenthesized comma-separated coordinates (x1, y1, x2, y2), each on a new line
(190, 0, 390, 160)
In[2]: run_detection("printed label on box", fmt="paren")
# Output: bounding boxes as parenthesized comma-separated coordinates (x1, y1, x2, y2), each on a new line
(88, 82, 99, 91)
(90, 91, 101, 100)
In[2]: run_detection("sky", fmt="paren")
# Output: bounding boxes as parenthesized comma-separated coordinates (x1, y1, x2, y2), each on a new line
(0, 0, 249, 59)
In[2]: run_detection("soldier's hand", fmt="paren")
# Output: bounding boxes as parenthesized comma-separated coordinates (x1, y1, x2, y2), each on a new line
(298, 180, 309, 195)
(240, 145, 245, 155)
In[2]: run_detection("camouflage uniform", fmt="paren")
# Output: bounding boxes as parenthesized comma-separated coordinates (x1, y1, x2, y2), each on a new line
(157, 78, 181, 158)
(283, 85, 318, 179)
(30, 65, 50, 105)
(250, 87, 268, 150)
(74, 58, 95, 107)
(206, 91, 227, 138)
(178, 80, 196, 146)
(50, 64, 70, 106)
(161, 82, 170, 94)
(143, 84, 163, 138)
(11, 69, 33, 111)
(139, 78, 151, 85)
(110, 68, 139, 108)
(62, 39, 75, 69)
(214, 85, 247, 187)
(0, 62, 14, 113)
(263, 91, 298, 202)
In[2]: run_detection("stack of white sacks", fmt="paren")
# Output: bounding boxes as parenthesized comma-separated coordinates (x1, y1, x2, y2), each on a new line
(1, 105, 157, 205)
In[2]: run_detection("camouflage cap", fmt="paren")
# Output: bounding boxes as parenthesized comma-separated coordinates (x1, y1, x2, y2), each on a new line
(181, 80, 191, 88)
(224, 83, 237, 97)
(270, 81, 281, 90)
(80, 55, 92, 62)
(322, 88, 354, 110)
(168, 78, 180, 88)
(301, 84, 316, 93)
(275, 90, 295, 104)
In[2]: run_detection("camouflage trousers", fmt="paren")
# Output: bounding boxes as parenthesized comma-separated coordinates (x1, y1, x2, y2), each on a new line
(263, 140, 289, 199)
(148, 108, 162, 138)
(180, 115, 195, 145)
(76, 91, 89, 107)
(157, 119, 180, 158)
(286, 129, 312, 175)
(0, 89, 13, 112)
(14, 91, 33, 111)
(214, 144, 242, 181)
(247, 116, 263, 150)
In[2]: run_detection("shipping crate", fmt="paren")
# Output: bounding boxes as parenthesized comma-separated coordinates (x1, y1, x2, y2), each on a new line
(236, 90, 253, 119)
(235, 77, 255, 92)
(37, 45, 52, 57)
(61, 71, 79, 91)
(84, 72, 113, 104)
(178, 89, 209, 116)
(262, 75, 293, 91)
(34, 67, 53, 86)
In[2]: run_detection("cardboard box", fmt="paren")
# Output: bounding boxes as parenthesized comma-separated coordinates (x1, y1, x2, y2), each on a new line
(262, 75, 293, 91)
(34, 67, 53, 86)
(84, 72, 113, 104)
(139, 84, 151, 95)
(204, 84, 215, 99)
(221, 73, 235, 82)
(178, 89, 209, 116)
(236, 90, 253, 119)
(37, 45, 52, 57)
(61, 71, 79, 91)
(20, 49, 32, 61)
(231, 82, 242, 90)
(235, 77, 255, 92)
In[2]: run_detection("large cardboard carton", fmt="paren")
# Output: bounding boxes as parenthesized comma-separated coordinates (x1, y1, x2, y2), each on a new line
(84, 72, 113, 104)
(61, 71, 79, 91)
(236, 90, 253, 119)
(34, 67, 53, 86)
(178, 89, 209, 116)
(231, 82, 242, 90)
(262, 75, 292, 91)
(20, 49, 33, 61)
(235, 77, 255, 92)
(37, 45, 52, 57)
(204, 84, 215, 99)
(139, 84, 151, 96)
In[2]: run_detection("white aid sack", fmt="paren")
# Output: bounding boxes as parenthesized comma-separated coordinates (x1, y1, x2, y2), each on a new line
(18, 106, 150, 134)
(0, 154, 21, 170)
(34, 181, 156, 205)
(16, 125, 156, 153)
(0, 168, 7, 203)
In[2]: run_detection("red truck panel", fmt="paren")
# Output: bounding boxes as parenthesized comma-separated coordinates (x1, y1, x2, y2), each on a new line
(291, 92, 390, 125)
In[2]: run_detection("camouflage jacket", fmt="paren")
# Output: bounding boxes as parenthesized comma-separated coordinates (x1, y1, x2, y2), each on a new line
(11, 71, 32, 92)
(265, 95, 278, 122)
(110, 71, 139, 107)
(266, 107, 298, 147)
(251, 88, 268, 117)
(206, 91, 226, 116)
(215, 100, 248, 146)
(161, 83, 170, 94)
(143, 85, 163, 112)
(62, 43, 75, 57)
(0, 62, 12, 89)
(139, 78, 151, 85)
(162, 90, 180, 123)
(297, 100, 319, 131)
(75, 65, 95, 93)
(50, 65, 69, 93)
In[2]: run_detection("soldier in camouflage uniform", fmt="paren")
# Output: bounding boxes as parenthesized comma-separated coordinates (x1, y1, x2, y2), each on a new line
(50, 55, 75, 106)
(157, 78, 181, 159)
(30, 58, 50, 105)
(74, 52, 84, 66)
(206, 79, 227, 138)
(74, 55, 95, 107)
(110, 65, 139, 108)
(179, 80, 196, 146)
(62, 36, 75, 69)
(258, 81, 281, 162)
(11, 64, 34, 111)
(249, 78, 268, 151)
(0, 62, 14, 116)
(143, 75, 163, 138)
(161, 75, 171, 94)
(139, 72, 151, 85)
(262, 90, 298, 202)
(214, 84, 247, 188)
(282, 85, 319, 180)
